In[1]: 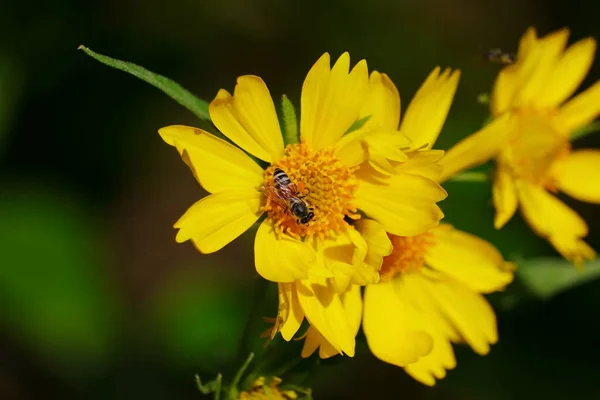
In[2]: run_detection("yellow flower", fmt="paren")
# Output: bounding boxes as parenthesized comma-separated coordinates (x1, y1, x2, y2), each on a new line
(268, 66, 462, 358)
(440, 27, 600, 265)
(160, 53, 447, 355)
(363, 225, 514, 386)
(238, 376, 299, 400)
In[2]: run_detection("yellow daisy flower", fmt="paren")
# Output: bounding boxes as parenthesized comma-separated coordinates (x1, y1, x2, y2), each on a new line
(440, 27, 600, 265)
(160, 53, 447, 355)
(269, 67, 467, 359)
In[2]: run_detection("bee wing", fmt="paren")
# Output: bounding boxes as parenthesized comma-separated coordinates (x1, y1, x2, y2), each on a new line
(260, 185, 289, 209)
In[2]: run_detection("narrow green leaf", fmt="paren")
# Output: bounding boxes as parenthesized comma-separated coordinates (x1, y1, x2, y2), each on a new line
(345, 115, 371, 135)
(571, 120, 600, 141)
(78, 45, 210, 121)
(447, 171, 490, 183)
(518, 257, 600, 300)
(281, 95, 298, 145)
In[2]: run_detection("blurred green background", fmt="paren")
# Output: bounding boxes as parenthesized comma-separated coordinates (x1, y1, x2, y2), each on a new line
(1, 0, 600, 398)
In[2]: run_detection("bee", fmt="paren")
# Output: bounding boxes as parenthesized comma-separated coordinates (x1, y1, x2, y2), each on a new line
(485, 48, 516, 65)
(262, 168, 315, 225)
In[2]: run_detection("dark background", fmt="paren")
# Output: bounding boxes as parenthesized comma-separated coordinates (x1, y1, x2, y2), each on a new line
(1, 0, 600, 398)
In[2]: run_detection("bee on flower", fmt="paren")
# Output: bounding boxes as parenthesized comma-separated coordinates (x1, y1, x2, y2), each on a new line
(159, 52, 447, 357)
(442, 27, 600, 266)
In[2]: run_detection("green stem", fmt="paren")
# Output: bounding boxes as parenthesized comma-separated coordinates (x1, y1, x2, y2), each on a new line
(236, 277, 272, 362)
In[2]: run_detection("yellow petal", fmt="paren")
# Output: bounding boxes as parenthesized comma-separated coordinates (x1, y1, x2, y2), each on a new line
(342, 285, 363, 337)
(356, 169, 447, 236)
(514, 28, 569, 108)
(209, 75, 284, 163)
(400, 67, 460, 150)
(175, 190, 262, 253)
(301, 284, 362, 359)
(536, 38, 596, 108)
(363, 280, 434, 367)
(300, 52, 370, 150)
(556, 80, 600, 133)
(553, 150, 600, 203)
(359, 71, 401, 131)
(412, 273, 498, 355)
(404, 327, 456, 387)
(491, 64, 518, 117)
(518, 183, 595, 264)
(296, 279, 355, 356)
(425, 224, 514, 293)
(493, 165, 519, 229)
(254, 219, 314, 282)
(517, 27, 538, 61)
(158, 125, 264, 193)
(439, 113, 513, 183)
(278, 283, 305, 341)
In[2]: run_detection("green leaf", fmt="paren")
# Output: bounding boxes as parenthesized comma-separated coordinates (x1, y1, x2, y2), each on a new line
(571, 120, 600, 141)
(281, 95, 298, 145)
(517, 257, 600, 300)
(344, 115, 371, 135)
(447, 171, 490, 183)
(78, 45, 210, 121)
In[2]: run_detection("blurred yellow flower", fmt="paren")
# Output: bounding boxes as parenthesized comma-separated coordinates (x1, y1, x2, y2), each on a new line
(268, 66, 462, 358)
(160, 53, 447, 355)
(238, 376, 299, 400)
(441, 27, 600, 265)
(363, 225, 514, 386)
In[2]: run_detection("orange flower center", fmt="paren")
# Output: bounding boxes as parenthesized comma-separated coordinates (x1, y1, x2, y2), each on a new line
(501, 111, 570, 189)
(379, 233, 435, 280)
(261, 142, 359, 239)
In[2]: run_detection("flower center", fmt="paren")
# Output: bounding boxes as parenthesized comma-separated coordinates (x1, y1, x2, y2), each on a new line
(501, 111, 570, 187)
(261, 142, 359, 239)
(379, 233, 435, 280)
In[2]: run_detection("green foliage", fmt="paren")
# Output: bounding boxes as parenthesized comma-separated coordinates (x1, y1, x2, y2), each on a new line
(281, 95, 299, 145)
(517, 257, 600, 300)
(148, 267, 249, 370)
(0, 187, 118, 378)
(78, 45, 210, 121)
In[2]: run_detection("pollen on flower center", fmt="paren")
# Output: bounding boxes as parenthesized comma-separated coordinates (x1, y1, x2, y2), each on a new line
(502, 112, 571, 187)
(261, 142, 359, 239)
(380, 233, 435, 280)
